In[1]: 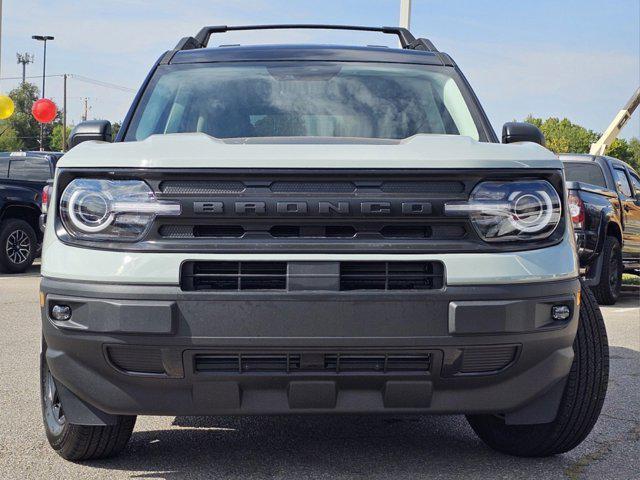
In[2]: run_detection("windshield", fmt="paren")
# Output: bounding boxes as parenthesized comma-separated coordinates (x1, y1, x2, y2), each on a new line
(125, 62, 481, 141)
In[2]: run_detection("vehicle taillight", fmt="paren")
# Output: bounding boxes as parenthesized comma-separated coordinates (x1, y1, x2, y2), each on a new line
(568, 191, 584, 229)
(42, 185, 52, 214)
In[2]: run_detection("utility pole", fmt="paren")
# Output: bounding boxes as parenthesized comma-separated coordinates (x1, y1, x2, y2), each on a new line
(400, 0, 411, 29)
(62, 74, 67, 151)
(16, 53, 35, 83)
(82, 97, 89, 122)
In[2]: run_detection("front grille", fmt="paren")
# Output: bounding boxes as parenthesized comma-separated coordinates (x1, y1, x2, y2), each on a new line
(56, 168, 566, 253)
(181, 261, 287, 291)
(460, 346, 517, 373)
(340, 262, 444, 291)
(150, 171, 480, 254)
(107, 346, 165, 374)
(194, 352, 432, 374)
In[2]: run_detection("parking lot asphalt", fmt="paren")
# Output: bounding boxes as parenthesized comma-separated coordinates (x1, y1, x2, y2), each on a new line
(0, 268, 638, 480)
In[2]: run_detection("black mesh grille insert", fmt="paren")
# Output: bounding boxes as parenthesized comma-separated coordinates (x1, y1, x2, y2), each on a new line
(269, 181, 356, 193)
(181, 261, 287, 291)
(340, 262, 444, 291)
(381, 181, 464, 193)
(194, 353, 431, 374)
(159, 181, 245, 194)
(107, 346, 165, 374)
(460, 346, 517, 373)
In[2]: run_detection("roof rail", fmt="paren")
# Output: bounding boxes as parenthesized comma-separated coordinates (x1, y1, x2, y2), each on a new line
(161, 24, 440, 64)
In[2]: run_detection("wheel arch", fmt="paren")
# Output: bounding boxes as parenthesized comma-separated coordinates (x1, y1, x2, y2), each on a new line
(0, 204, 42, 241)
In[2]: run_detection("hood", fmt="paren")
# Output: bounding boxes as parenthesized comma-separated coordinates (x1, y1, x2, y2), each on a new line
(58, 133, 560, 170)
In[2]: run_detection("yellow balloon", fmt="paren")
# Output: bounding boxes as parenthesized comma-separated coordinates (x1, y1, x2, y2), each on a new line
(0, 95, 15, 120)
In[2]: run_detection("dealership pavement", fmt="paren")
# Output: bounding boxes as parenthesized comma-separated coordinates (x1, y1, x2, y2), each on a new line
(0, 268, 638, 480)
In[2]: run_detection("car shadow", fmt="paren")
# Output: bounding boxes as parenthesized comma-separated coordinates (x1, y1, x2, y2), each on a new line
(83, 413, 564, 479)
(75, 343, 639, 478)
(0, 262, 41, 278)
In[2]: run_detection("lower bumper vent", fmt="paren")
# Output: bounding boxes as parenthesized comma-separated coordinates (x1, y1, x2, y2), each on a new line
(194, 353, 432, 374)
(107, 346, 165, 375)
(340, 262, 444, 291)
(181, 261, 287, 291)
(460, 346, 517, 373)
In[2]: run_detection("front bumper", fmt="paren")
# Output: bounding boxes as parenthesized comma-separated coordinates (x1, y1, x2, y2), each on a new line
(41, 276, 580, 421)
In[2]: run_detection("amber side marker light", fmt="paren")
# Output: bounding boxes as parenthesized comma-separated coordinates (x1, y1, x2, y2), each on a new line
(39, 291, 45, 308)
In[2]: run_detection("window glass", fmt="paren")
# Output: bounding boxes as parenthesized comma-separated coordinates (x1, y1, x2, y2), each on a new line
(0, 159, 8, 178)
(629, 171, 640, 195)
(127, 62, 480, 142)
(563, 162, 607, 187)
(613, 168, 632, 197)
(8, 157, 52, 182)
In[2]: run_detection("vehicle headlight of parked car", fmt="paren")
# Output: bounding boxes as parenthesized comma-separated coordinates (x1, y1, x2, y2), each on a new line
(446, 180, 561, 242)
(59, 179, 181, 241)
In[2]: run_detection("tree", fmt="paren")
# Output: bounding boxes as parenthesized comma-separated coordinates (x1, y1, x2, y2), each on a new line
(606, 138, 633, 164)
(524, 115, 639, 171)
(49, 123, 65, 151)
(627, 138, 640, 171)
(6, 82, 59, 151)
(525, 116, 598, 154)
(7, 82, 40, 150)
(111, 122, 121, 141)
(0, 124, 21, 151)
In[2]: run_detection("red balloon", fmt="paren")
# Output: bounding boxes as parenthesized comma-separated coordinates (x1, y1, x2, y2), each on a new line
(32, 98, 57, 123)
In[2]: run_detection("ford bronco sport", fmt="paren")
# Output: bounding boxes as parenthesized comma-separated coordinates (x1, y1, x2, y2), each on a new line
(39, 25, 609, 460)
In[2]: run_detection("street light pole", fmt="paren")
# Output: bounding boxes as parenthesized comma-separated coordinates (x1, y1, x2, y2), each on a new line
(400, 0, 411, 29)
(32, 35, 54, 150)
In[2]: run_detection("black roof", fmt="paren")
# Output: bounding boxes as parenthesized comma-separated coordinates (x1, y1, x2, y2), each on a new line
(162, 24, 454, 66)
(171, 44, 448, 66)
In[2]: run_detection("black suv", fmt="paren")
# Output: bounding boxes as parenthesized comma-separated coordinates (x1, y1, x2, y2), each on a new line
(0, 151, 61, 273)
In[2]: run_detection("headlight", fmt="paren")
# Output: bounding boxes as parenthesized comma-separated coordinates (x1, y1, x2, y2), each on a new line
(445, 180, 562, 242)
(59, 179, 180, 241)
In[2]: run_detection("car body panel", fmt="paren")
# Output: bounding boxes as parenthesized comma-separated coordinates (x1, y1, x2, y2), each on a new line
(60, 132, 558, 170)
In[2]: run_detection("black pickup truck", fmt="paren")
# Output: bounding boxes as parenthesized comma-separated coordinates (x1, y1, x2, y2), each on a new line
(0, 152, 62, 273)
(561, 154, 640, 304)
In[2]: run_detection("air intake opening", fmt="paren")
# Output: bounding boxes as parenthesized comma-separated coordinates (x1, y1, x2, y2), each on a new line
(340, 262, 444, 291)
(181, 261, 287, 291)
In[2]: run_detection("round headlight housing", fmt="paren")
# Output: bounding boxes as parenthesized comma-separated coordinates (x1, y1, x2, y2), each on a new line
(67, 189, 114, 233)
(59, 179, 180, 241)
(466, 180, 562, 242)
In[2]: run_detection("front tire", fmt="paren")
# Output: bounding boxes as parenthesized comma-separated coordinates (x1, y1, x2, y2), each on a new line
(591, 235, 622, 305)
(467, 281, 609, 457)
(40, 354, 136, 461)
(0, 219, 37, 273)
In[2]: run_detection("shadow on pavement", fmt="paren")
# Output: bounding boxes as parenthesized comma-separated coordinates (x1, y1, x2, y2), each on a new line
(75, 343, 640, 479)
(0, 263, 40, 278)
(84, 414, 559, 479)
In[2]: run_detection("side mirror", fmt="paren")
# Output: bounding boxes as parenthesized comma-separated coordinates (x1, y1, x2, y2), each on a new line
(68, 120, 112, 149)
(502, 122, 545, 146)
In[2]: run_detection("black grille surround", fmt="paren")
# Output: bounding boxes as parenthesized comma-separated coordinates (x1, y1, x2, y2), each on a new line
(54, 168, 567, 253)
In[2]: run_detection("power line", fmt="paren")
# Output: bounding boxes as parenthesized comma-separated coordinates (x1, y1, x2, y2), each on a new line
(0, 73, 135, 92)
(70, 74, 136, 93)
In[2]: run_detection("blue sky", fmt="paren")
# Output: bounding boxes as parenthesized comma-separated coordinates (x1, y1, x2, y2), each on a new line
(1, 0, 638, 139)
